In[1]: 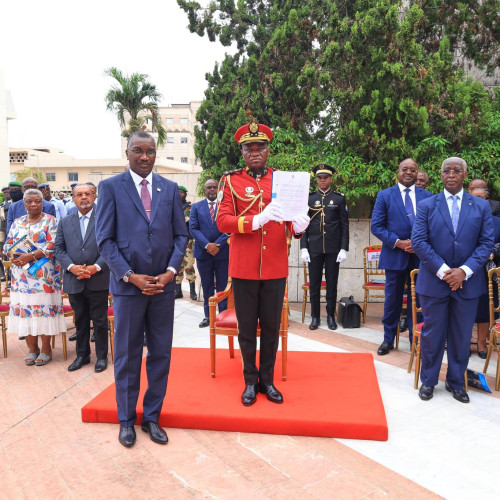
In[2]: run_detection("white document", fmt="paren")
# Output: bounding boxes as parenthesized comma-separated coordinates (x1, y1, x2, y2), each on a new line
(271, 171, 310, 221)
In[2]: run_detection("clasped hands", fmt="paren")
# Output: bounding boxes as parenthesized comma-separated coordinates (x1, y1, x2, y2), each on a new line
(129, 270, 175, 295)
(395, 239, 414, 253)
(70, 264, 99, 280)
(206, 243, 220, 256)
(443, 268, 466, 291)
(10, 252, 33, 267)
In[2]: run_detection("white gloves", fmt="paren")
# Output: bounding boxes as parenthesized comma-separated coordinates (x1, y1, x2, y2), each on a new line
(292, 214, 310, 234)
(300, 248, 310, 263)
(336, 249, 348, 263)
(255, 202, 284, 228)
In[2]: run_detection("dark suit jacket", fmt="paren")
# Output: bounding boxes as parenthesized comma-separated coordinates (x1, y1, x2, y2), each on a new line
(95, 171, 188, 295)
(189, 199, 229, 260)
(54, 210, 110, 294)
(7, 199, 56, 235)
(371, 184, 433, 270)
(490, 199, 500, 217)
(412, 191, 494, 299)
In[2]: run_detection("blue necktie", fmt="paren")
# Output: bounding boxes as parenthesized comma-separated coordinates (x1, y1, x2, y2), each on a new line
(451, 195, 460, 233)
(80, 215, 87, 240)
(404, 188, 415, 226)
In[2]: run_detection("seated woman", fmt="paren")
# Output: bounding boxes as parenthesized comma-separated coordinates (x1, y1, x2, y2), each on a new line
(4, 189, 66, 365)
(468, 183, 500, 358)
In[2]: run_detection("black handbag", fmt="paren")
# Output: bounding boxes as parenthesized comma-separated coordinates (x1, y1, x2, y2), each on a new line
(337, 296, 362, 328)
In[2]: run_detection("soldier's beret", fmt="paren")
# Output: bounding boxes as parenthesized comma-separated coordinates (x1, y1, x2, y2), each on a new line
(312, 164, 335, 176)
(234, 123, 273, 144)
(178, 185, 188, 193)
(9, 181, 22, 187)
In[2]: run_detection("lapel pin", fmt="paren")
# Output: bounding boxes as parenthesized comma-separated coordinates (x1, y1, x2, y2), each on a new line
(157, 188, 161, 192)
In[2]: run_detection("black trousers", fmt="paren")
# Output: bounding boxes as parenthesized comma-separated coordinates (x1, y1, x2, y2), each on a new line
(309, 252, 339, 317)
(68, 289, 109, 359)
(232, 277, 287, 385)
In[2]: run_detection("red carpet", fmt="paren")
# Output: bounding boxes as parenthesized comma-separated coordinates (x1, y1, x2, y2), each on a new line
(82, 348, 388, 441)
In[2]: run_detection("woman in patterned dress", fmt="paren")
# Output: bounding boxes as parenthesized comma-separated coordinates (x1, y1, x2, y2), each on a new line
(5, 189, 66, 366)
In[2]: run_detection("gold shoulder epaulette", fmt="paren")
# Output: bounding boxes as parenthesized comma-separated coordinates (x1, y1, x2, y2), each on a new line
(223, 168, 244, 176)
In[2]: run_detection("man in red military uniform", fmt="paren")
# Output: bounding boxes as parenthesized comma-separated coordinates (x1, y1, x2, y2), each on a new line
(217, 122, 310, 406)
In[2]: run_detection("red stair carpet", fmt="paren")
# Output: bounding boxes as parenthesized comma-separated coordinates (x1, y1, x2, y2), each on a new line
(82, 348, 388, 441)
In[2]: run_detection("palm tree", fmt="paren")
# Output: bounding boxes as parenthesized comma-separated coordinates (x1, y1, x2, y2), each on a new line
(104, 67, 167, 146)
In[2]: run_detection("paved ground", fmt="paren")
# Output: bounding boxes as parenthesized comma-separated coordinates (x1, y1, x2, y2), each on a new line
(0, 295, 498, 499)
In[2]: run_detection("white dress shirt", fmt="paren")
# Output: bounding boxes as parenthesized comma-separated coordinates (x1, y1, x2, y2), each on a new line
(436, 188, 472, 280)
(129, 169, 153, 197)
(398, 182, 416, 215)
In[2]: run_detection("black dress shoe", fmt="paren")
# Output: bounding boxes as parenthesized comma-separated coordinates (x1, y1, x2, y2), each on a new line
(199, 318, 210, 328)
(258, 383, 283, 404)
(418, 384, 434, 401)
(119, 426, 136, 447)
(68, 333, 77, 341)
(377, 341, 394, 355)
(309, 317, 320, 330)
(141, 421, 168, 444)
(399, 317, 408, 333)
(174, 283, 183, 299)
(445, 380, 470, 403)
(91, 334, 96, 342)
(95, 359, 108, 373)
(241, 384, 258, 406)
(327, 315, 337, 330)
(478, 350, 487, 359)
(68, 355, 90, 371)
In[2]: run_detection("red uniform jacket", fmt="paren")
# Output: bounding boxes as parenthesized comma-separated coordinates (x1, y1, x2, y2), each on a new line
(217, 166, 299, 280)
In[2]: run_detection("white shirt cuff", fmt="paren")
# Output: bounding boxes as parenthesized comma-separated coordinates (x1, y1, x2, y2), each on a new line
(67, 264, 74, 271)
(460, 265, 473, 280)
(167, 266, 177, 274)
(436, 263, 450, 279)
(94, 264, 101, 272)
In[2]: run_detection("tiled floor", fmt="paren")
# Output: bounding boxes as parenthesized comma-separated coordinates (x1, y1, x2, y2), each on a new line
(0, 296, 498, 499)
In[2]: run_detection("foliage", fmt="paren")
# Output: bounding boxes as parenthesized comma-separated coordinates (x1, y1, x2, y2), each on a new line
(14, 168, 46, 185)
(104, 67, 167, 147)
(178, 1, 500, 203)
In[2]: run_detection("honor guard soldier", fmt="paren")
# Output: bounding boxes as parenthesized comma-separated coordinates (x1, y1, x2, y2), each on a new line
(217, 122, 310, 407)
(300, 164, 349, 331)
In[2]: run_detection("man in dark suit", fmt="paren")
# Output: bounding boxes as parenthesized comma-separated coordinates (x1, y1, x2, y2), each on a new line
(412, 157, 494, 403)
(6, 177, 56, 235)
(468, 177, 500, 217)
(96, 131, 188, 448)
(189, 179, 229, 328)
(55, 184, 110, 373)
(371, 159, 433, 355)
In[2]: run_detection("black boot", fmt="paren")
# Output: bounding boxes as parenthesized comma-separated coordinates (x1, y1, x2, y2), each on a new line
(174, 283, 183, 299)
(189, 282, 198, 301)
(309, 317, 320, 330)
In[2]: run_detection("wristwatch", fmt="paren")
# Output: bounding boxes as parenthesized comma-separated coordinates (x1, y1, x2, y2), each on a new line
(122, 270, 134, 282)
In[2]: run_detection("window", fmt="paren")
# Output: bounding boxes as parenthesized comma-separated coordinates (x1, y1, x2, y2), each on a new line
(181, 137, 188, 144)
(167, 137, 174, 143)
(166, 118, 174, 124)
(166, 156, 174, 160)
(180, 118, 188, 124)
(181, 157, 188, 163)
(46, 173, 56, 182)
(68, 172, 78, 182)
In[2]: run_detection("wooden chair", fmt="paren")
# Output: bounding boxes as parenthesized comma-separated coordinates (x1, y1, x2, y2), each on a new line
(208, 277, 288, 381)
(0, 261, 11, 357)
(408, 269, 468, 391)
(0, 294, 9, 357)
(301, 262, 327, 323)
(108, 294, 115, 363)
(50, 293, 73, 361)
(362, 245, 385, 323)
(483, 267, 500, 390)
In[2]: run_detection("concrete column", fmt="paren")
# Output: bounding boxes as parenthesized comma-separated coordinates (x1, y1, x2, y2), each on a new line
(0, 69, 16, 187)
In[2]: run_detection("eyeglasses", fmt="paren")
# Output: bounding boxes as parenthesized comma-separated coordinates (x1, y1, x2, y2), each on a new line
(400, 168, 417, 173)
(129, 147, 156, 156)
(442, 169, 464, 176)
